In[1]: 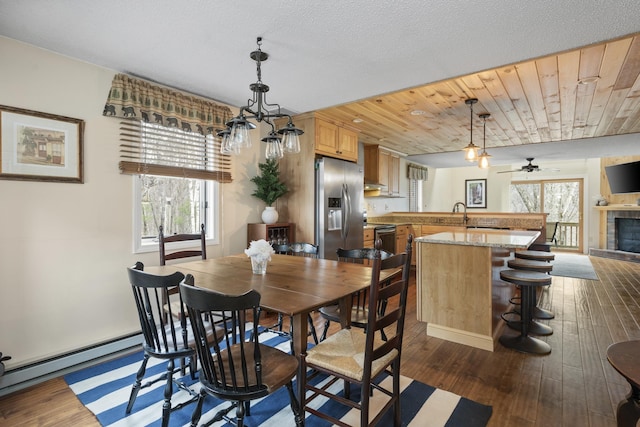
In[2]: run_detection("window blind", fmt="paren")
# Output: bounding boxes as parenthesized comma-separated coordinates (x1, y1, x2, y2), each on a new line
(119, 120, 232, 182)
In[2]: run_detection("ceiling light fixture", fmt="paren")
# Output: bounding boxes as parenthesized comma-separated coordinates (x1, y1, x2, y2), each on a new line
(462, 98, 479, 162)
(219, 37, 304, 160)
(478, 113, 491, 169)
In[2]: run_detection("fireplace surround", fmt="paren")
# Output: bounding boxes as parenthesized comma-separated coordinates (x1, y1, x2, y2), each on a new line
(590, 208, 640, 262)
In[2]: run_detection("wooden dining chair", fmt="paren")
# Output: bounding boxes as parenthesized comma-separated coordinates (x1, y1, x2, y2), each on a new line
(159, 224, 206, 322)
(179, 276, 304, 427)
(301, 236, 413, 426)
(263, 242, 320, 348)
(318, 246, 395, 341)
(126, 262, 199, 427)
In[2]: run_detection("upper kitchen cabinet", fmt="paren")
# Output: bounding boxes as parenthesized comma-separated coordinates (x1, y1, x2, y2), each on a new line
(314, 118, 358, 162)
(364, 145, 400, 196)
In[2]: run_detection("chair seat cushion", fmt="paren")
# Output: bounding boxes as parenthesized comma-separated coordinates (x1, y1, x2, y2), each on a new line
(305, 329, 398, 382)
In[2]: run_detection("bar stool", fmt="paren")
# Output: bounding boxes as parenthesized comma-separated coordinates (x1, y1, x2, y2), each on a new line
(514, 250, 555, 262)
(506, 258, 555, 321)
(499, 269, 552, 354)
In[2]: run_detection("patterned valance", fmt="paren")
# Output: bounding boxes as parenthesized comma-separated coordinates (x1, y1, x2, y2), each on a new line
(103, 73, 232, 135)
(407, 163, 428, 181)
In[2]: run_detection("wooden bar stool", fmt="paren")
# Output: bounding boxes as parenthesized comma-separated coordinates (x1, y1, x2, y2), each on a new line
(499, 269, 552, 354)
(607, 340, 640, 427)
(506, 258, 555, 320)
(514, 250, 555, 262)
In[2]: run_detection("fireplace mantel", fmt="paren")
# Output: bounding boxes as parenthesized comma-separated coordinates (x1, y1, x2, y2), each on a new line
(593, 204, 640, 211)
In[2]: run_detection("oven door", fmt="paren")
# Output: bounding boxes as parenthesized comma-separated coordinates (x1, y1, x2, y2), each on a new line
(374, 227, 396, 254)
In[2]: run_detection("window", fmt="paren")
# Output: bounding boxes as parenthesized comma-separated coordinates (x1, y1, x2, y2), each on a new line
(409, 179, 423, 212)
(510, 178, 583, 250)
(134, 175, 218, 252)
(130, 121, 222, 253)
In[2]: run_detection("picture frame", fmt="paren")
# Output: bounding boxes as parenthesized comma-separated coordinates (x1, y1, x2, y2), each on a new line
(0, 105, 84, 183)
(465, 178, 486, 208)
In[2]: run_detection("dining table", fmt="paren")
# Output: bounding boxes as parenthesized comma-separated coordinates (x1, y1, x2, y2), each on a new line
(145, 253, 395, 401)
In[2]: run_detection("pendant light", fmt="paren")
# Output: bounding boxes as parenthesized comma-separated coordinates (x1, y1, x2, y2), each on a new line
(462, 98, 479, 162)
(219, 37, 304, 158)
(478, 113, 491, 169)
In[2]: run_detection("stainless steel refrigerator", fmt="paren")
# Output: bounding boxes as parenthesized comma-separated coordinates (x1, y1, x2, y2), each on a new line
(315, 157, 364, 260)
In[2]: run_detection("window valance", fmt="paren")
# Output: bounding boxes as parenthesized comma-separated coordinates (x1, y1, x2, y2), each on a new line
(103, 73, 232, 135)
(407, 163, 428, 181)
(104, 74, 233, 182)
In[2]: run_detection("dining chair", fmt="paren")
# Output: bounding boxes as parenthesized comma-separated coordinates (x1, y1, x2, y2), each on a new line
(301, 235, 413, 426)
(125, 262, 200, 427)
(179, 276, 304, 427)
(318, 246, 395, 341)
(262, 242, 320, 349)
(159, 223, 207, 322)
(547, 221, 559, 245)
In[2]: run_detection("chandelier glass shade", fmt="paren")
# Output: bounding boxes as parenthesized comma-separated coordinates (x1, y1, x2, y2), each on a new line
(462, 98, 479, 162)
(219, 37, 303, 159)
(478, 113, 491, 169)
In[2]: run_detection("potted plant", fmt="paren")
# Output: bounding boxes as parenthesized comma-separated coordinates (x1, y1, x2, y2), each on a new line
(250, 158, 288, 224)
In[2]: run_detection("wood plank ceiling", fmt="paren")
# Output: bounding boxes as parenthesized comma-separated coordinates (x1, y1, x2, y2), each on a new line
(316, 33, 640, 157)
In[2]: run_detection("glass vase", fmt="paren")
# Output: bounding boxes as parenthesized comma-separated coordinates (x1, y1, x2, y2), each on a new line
(251, 257, 267, 275)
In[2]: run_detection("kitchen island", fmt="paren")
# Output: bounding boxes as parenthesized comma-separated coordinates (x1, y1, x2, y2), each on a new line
(416, 228, 540, 351)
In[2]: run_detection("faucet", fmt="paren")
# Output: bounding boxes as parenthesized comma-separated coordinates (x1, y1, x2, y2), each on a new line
(452, 202, 468, 225)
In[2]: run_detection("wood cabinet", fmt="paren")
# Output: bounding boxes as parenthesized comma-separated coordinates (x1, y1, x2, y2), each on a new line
(247, 223, 295, 247)
(314, 119, 358, 162)
(364, 145, 400, 196)
(364, 228, 375, 248)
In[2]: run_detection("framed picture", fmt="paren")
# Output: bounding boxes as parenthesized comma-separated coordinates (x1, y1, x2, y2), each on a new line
(0, 105, 84, 183)
(465, 178, 486, 208)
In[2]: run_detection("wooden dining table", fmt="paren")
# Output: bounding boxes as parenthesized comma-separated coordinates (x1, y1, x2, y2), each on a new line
(145, 253, 392, 400)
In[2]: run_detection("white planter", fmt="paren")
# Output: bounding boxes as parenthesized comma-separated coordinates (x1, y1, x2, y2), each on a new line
(261, 206, 279, 224)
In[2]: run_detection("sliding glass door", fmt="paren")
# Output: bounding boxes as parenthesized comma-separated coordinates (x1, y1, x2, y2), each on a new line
(510, 178, 583, 252)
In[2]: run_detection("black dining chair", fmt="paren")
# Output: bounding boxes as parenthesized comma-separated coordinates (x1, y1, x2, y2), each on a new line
(318, 246, 395, 341)
(180, 276, 304, 427)
(125, 262, 200, 427)
(261, 242, 320, 350)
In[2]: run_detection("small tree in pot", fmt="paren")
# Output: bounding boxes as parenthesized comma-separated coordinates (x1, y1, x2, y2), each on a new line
(250, 159, 288, 224)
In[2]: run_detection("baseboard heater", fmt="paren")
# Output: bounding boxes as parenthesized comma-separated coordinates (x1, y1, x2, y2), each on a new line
(0, 333, 142, 397)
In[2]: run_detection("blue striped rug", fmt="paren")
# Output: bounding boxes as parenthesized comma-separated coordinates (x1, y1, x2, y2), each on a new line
(65, 331, 492, 426)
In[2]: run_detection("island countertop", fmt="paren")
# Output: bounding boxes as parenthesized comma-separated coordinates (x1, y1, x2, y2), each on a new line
(415, 229, 540, 249)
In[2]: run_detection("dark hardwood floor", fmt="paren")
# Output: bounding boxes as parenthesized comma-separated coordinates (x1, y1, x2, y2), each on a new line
(1, 255, 638, 426)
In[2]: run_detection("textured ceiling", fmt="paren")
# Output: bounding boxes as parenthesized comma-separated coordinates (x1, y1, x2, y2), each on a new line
(0, 1, 639, 167)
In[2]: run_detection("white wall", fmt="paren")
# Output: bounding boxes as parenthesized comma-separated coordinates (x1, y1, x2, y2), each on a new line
(0, 37, 263, 370)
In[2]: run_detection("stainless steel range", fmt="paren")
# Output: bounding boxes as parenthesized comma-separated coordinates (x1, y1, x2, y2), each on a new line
(373, 224, 396, 254)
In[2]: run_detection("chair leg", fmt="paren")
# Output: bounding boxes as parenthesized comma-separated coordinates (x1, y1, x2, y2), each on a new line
(126, 353, 149, 414)
(393, 360, 401, 427)
(189, 390, 206, 427)
(285, 381, 304, 427)
(235, 399, 246, 427)
(307, 314, 319, 344)
(161, 359, 174, 427)
(320, 320, 331, 341)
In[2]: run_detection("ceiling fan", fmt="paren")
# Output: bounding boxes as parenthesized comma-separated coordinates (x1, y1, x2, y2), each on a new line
(498, 158, 560, 174)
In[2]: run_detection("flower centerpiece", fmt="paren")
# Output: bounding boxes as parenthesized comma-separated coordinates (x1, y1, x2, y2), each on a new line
(244, 239, 275, 274)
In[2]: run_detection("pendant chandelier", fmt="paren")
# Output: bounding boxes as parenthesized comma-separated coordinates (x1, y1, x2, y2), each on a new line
(478, 113, 491, 169)
(462, 98, 479, 162)
(218, 37, 304, 160)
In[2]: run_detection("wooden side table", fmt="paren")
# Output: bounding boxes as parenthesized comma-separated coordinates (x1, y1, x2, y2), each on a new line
(607, 340, 640, 427)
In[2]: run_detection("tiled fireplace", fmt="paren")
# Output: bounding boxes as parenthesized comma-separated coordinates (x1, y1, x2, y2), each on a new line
(591, 209, 640, 262)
